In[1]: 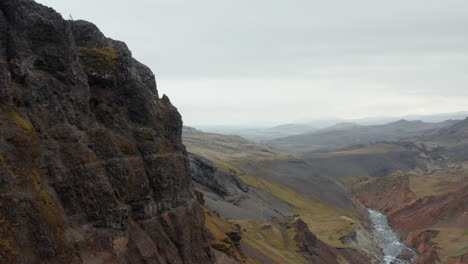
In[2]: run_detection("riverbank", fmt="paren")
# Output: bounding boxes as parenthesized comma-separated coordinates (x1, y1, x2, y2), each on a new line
(368, 209, 419, 264)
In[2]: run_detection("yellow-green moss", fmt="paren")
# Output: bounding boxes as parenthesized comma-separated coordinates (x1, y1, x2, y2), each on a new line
(156, 99, 167, 109)
(0, 212, 20, 263)
(31, 170, 66, 243)
(0, 105, 34, 132)
(78, 46, 120, 73)
(204, 210, 246, 262)
(205, 210, 236, 240)
(0, 106, 41, 161)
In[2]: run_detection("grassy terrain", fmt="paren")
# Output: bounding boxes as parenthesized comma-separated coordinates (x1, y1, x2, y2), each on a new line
(204, 210, 265, 264)
(236, 219, 309, 264)
(183, 131, 296, 164)
(205, 209, 315, 264)
(409, 166, 468, 198)
(236, 172, 357, 248)
(407, 167, 468, 263)
(433, 228, 468, 264)
(310, 143, 405, 159)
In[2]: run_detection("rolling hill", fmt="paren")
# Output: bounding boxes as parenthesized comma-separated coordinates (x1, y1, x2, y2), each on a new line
(268, 119, 459, 153)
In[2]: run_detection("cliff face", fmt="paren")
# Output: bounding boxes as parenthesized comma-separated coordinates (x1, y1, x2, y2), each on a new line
(0, 1, 214, 263)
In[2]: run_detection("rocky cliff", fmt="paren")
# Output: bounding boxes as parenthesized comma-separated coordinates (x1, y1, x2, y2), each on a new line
(0, 0, 215, 263)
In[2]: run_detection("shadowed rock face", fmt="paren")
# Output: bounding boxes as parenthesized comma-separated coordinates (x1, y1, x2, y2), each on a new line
(0, 0, 214, 263)
(188, 153, 294, 221)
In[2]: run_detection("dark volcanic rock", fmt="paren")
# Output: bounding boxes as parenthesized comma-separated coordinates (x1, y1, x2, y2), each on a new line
(0, 0, 215, 263)
(189, 153, 248, 198)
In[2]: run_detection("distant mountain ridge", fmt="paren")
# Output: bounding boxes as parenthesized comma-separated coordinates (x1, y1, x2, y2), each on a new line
(196, 124, 317, 141)
(313, 122, 361, 134)
(268, 119, 461, 153)
(194, 111, 468, 142)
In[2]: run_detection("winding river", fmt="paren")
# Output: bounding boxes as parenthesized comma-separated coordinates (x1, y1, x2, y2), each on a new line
(368, 209, 419, 264)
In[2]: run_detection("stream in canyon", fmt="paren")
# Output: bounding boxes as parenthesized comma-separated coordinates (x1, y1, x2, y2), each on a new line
(368, 209, 419, 264)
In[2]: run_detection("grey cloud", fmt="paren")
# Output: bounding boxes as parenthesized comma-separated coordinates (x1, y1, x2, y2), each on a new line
(37, 0, 468, 125)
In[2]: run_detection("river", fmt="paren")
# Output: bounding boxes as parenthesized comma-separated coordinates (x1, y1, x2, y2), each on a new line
(368, 209, 419, 264)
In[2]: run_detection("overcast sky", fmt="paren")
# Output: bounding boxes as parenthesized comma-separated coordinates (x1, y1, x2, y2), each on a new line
(37, 0, 468, 126)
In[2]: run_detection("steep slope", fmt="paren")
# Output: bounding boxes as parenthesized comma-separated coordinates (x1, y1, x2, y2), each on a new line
(183, 130, 382, 263)
(0, 1, 216, 263)
(269, 119, 458, 153)
(413, 117, 468, 162)
(189, 153, 294, 221)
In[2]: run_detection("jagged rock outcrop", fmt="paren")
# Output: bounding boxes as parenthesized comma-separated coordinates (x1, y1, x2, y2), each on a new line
(0, 0, 215, 263)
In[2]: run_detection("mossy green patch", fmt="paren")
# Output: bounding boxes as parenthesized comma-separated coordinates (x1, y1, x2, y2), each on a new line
(204, 210, 246, 262)
(0, 105, 34, 132)
(31, 170, 66, 244)
(205, 210, 237, 240)
(0, 212, 20, 263)
(78, 46, 120, 73)
(0, 106, 41, 161)
(156, 99, 167, 109)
